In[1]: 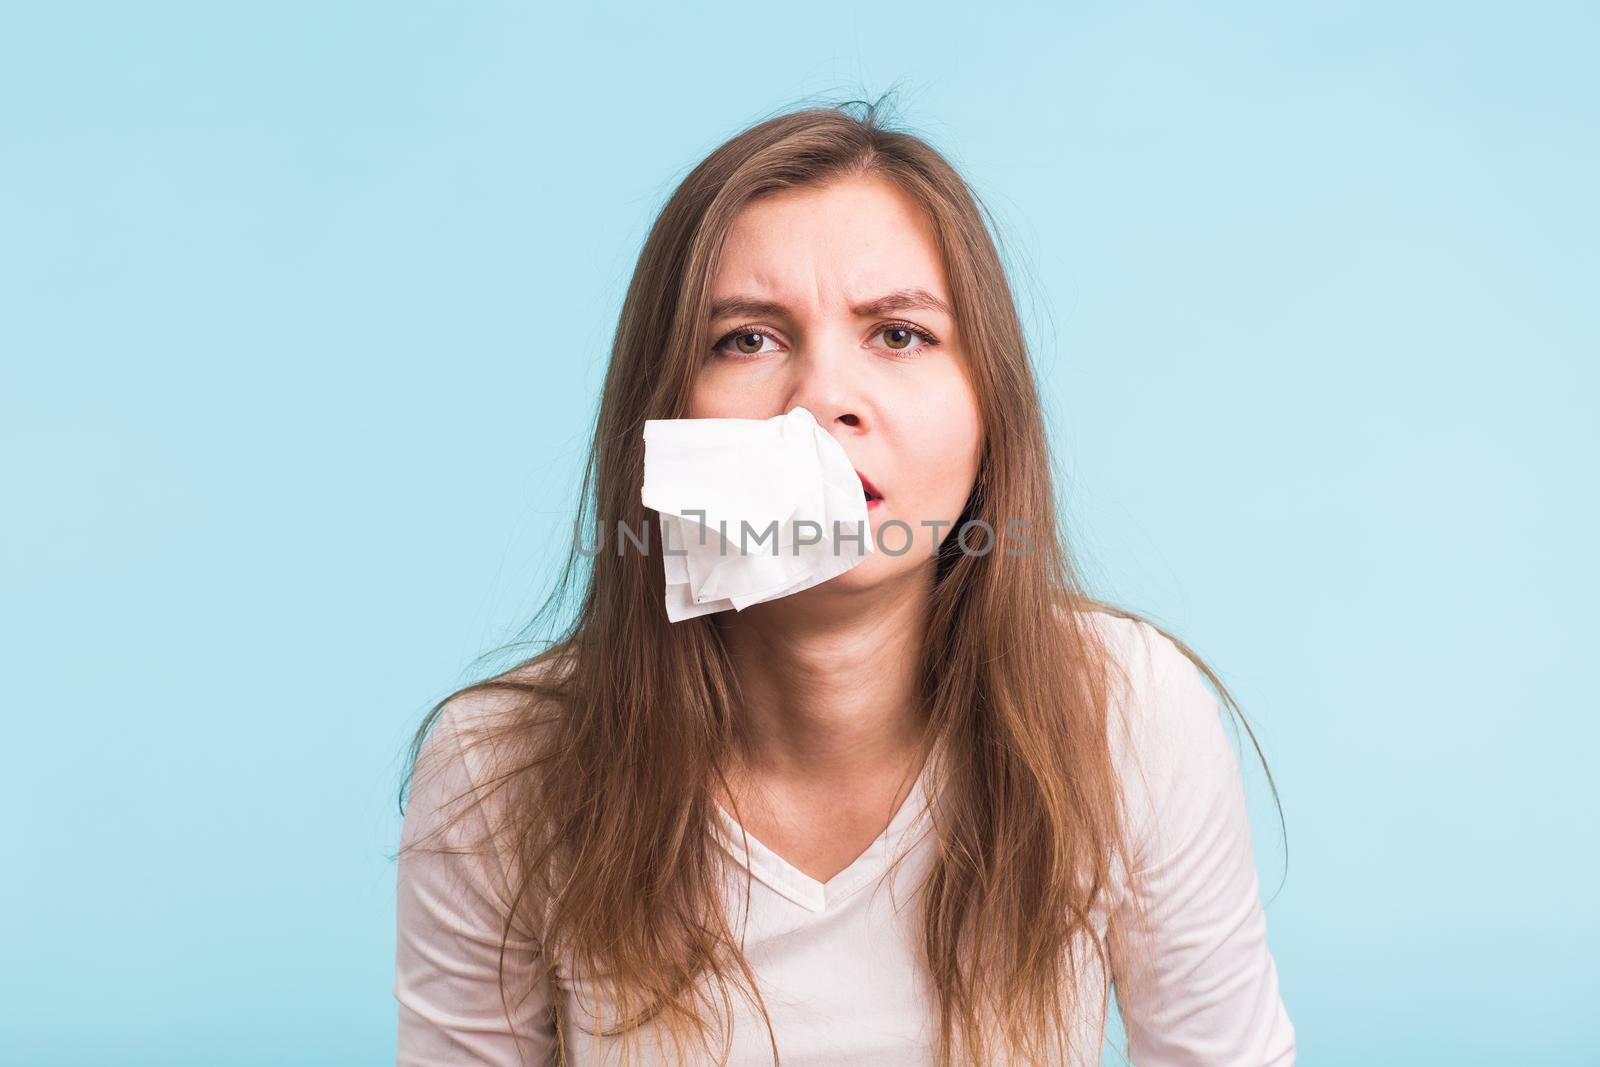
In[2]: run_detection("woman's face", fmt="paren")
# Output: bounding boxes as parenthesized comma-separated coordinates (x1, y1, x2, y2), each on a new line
(688, 174, 984, 596)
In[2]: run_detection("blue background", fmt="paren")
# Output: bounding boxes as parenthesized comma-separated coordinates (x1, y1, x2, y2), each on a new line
(4, 3, 1595, 1063)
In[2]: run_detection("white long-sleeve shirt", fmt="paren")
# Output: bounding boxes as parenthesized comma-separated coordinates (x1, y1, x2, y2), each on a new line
(395, 611, 1296, 1065)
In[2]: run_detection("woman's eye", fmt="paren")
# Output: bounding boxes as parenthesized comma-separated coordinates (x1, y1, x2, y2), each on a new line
(875, 324, 938, 353)
(712, 329, 780, 358)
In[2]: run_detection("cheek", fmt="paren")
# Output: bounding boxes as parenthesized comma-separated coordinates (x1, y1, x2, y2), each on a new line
(686, 364, 777, 420)
(900, 383, 983, 517)
(684, 372, 724, 420)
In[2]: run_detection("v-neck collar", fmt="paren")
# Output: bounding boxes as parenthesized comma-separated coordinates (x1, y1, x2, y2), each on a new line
(709, 743, 944, 914)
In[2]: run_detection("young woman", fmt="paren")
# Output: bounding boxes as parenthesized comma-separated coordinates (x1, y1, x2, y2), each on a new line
(394, 101, 1295, 1066)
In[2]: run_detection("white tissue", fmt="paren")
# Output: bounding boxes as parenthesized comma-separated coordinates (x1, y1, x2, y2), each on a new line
(640, 406, 875, 622)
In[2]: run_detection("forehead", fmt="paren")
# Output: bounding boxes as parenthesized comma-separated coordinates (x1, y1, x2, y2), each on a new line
(712, 175, 949, 304)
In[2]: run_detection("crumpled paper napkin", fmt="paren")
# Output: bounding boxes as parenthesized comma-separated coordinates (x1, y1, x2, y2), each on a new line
(640, 405, 875, 622)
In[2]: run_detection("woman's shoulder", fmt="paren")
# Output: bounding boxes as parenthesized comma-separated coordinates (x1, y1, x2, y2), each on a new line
(423, 652, 571, 782)
(1075, 607, 1229, 750)
(404, 654, 569, 893)
(1073, 607, 1246, 868)
(1075, 605, 1189, 677)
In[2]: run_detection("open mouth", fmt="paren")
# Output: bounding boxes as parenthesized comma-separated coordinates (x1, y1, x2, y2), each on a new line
(856, 470, 883, 509)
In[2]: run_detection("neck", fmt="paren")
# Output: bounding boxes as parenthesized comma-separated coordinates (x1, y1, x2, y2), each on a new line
(713, 570, 931, 785)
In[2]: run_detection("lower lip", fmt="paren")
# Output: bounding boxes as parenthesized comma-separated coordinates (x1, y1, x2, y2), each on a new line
(866, 497, 882, 510)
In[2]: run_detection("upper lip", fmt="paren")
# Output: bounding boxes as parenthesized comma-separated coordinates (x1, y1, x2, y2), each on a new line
(855, 469, 882, 500)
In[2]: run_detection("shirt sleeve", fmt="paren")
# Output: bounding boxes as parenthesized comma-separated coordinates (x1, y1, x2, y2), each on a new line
(1105, 620, 1296, 1066)
(395, 698, 558, 1065)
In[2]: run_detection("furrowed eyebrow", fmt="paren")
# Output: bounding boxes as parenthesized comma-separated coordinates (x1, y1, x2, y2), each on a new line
(707, 287, 954, 323)
(850, 288, 953, 320)
(707, 296, 789, 322)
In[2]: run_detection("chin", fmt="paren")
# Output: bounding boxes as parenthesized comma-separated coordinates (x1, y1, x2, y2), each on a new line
(826, 565, 880, 591)
(824, 552, 899, 591)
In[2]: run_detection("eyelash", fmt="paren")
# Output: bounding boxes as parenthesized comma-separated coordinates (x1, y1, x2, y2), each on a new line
(710, 320, 942, 359)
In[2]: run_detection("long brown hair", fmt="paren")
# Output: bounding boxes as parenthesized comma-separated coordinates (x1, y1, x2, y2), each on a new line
(397, 94, 1283, 1066)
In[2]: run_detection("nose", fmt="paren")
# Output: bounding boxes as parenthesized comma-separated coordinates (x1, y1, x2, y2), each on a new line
(787, 348, 866, 438)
